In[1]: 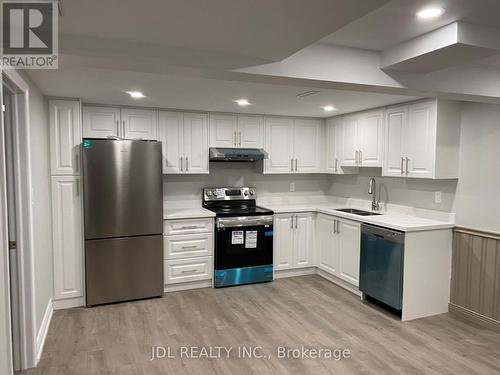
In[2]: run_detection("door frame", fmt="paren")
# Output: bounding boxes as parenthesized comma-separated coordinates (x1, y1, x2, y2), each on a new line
(1, 68, 37, 372)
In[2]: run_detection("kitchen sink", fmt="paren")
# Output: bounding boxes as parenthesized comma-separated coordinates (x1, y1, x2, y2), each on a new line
(333, 208, 382, 216)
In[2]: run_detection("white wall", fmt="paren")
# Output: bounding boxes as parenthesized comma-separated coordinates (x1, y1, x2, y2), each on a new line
(17, 72, 53, 334)
(163, 162, 330, 203)
(453, 102, 500, 233)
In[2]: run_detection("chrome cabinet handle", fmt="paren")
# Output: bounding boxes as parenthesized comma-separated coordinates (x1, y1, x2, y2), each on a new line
(355, 150, 358, 164)
(238, 132, 242, 146)
(295, 215, 298, 229)
(290, 216, 294, 229)
(406, 157, 409, 176)
(185, 157, 188, 172)
(336, 219, 340, 234)
(181, 245, 198, 249)
(401, 157, 404, 175)
(122, 120, 126, 138)
(335, 158, 338, 173)
(116, 119, 120, 136)
(75, 178, 80, 196)
(359, 150, 362, 164)
(295, 158, 298, 172)
(234, 132, 237, 146)
(291, 158, 294, 172)
(179, 225, 200, 230)
(180, 157, 183, 172)
(333, 219, 336, 234)
(180, 269, 197, 274)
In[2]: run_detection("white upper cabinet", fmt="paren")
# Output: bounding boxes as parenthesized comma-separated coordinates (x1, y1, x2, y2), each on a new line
(341, 110, 384, 167)
(383, 99, 460, 179)
(209, 113, 237, 148)
(324, 117, 357, 174)
(158, 111, 184, 174)
(183, 113, 209, 174)
(82, 106, 120, 139)
(121, 108, 158, 140)
(293, 119, 321, 173)
(264, 117, 322, 174)
(82, 106, 157, 140)
(49, 100, 82, 175)
(238, 115, 264, 148)
(264, 117, 294, 173)
(159, 111, 209, 174)
(209, 113, 264, 148)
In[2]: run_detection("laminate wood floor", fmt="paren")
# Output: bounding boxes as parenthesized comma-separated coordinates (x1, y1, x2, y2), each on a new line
(18, 275, 500, 375)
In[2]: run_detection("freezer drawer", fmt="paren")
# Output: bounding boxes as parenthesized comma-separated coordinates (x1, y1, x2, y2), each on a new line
(85, 235, 163, 306)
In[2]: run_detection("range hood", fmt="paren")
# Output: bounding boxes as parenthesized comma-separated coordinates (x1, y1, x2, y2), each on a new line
(209, 147, 268, 162)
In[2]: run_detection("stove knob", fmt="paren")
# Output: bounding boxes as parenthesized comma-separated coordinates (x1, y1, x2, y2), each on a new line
(206, 190, 213, 196)
(243, 190, 249, 196)
(249, 189, 256, 195)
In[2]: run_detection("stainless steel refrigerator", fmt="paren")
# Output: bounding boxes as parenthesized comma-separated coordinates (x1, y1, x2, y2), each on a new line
(82, 139, 163, 306)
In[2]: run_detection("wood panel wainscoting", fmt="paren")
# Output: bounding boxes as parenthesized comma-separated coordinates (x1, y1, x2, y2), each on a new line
(450, 227, 500, 330)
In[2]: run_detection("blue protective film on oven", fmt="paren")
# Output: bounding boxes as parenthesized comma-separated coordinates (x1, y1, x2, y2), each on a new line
(264, 231, 273, 237)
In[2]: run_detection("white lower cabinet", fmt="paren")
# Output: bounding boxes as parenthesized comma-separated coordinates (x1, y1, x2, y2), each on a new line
(273, 212, 314, 271)
(163, 218, 214, 288)
(51, 176, 84, 301)
(316, 213, 360, 287)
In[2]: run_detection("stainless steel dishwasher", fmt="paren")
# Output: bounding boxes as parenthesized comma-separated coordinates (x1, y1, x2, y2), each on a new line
(359, 224, 405, 310)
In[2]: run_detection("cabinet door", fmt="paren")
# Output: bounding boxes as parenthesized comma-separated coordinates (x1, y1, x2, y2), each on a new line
(325, 118, 338, 173)
(358, 110, 384, 167)
(316, 214, 338, 275)
(293, 119, 321, 173)
(293, 213, 315, 268)
(264, 117, 294, 174)
(406, 101, 436, 178)
(273, 215, 294, 271)
(209, 113, 237, 148)
(238, 115, 264, 148)
(158, 111, 184, 174)
(384, 106, 407, 177)
(49, 100, 82, 175)
(82, 106, 120, 139)
(51, 176, 84, 300)
(121, 108, 158, 140)
(337, 218, 361, 286)
(340, 115, 358, 166)
(183, 113, 209, 174)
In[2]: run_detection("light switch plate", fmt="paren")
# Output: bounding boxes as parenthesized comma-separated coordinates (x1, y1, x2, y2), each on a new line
(289, 182, 295, 192)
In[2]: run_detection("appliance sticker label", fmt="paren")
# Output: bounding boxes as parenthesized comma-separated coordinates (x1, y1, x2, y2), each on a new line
(82, 139, 93, 149)
(231, 231, 244, 245)
(245, 230, 257, 248)
(215, 188, 225, 198)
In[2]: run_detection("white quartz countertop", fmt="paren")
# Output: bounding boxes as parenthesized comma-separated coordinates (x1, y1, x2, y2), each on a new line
(163, 207, 215, 220)
(262, 203, 455, 232)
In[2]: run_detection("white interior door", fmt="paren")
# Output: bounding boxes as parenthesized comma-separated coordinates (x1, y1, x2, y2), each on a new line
(264, 118, 293, 174)
(273, 215, 293, 271)
(209, 113, 237, 148)
(82, 106, 120, 139)
(238, 115, 263, 149)
(293, 119, 321, 173)
(158, 111, 184, 174)
(384, 106, 407, 177)
(183, 113, 208, 174)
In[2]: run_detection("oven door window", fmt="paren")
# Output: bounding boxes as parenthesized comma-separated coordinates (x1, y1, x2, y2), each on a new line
(215, 224, 273, 270)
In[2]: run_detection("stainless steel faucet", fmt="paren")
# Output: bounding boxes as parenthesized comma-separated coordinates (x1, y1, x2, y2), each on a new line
(368, 178, 380, 211)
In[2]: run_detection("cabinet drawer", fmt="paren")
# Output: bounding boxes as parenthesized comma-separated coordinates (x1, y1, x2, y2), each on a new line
(163, 218, 213, 235)
(164, 257, 212, 284)
(164, 233, 213, 259)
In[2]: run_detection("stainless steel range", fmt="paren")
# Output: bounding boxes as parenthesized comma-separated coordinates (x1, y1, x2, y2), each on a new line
(202, 187, 273, 287)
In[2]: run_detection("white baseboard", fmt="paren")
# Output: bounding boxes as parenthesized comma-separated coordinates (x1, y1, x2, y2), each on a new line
(35, 299, 53, 366)
(274, 267, 316, 279)
(52, 297, 84, 310)
(164, 279, 212, 293)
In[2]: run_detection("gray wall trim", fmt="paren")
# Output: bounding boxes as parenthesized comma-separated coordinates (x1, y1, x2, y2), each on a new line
(449, 303, 500, 332)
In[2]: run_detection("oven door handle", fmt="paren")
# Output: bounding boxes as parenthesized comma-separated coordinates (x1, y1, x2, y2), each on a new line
(216, 215, 273, 229)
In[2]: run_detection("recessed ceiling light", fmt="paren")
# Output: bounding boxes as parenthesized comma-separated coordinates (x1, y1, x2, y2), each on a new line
(322, 105, 336, 112)
(416, 7, 444, 20)
(125, 91, 146, 99)
(234, 99, 251, 106)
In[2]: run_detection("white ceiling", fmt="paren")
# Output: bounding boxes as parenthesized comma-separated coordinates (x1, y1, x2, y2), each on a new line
(28, 67, 418, 118)
(58, 0, 389, 69)
(320, 0, 500, 51)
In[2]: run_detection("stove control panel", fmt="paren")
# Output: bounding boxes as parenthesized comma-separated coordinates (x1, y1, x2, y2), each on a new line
(203, 187, 256, 201)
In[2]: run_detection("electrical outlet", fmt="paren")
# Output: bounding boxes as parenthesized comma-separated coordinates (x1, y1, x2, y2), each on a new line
(435, 191, 442, 204)
(289, 182, 295, 192)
